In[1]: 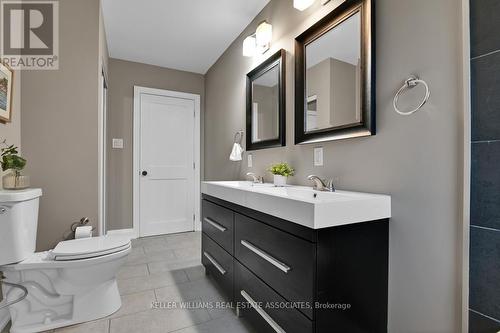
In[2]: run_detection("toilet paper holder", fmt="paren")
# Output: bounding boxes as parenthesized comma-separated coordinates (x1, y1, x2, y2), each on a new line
(63, 217, 95, 240)
(71, 217, 91, 232)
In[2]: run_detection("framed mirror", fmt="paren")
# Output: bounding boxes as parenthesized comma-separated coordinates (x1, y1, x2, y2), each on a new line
(295, 0, 374, 144)
(246, 49, 286, 151)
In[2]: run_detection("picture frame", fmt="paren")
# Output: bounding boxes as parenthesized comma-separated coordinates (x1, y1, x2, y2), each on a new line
(0, 63, 14, 123)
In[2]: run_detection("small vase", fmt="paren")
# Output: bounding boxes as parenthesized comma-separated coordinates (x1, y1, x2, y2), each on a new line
(273, 175, 287, 187)
(2, 172, 30, 190)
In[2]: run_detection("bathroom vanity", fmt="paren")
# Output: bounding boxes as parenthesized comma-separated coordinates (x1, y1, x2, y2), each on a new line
(201, 181, 391, 333)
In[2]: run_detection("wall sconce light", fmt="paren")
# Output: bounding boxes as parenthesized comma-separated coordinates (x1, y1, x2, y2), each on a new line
(293, 0, 315, 11)
(255, 21, 272, 49)
(242, 21, 273, 57)
(243, 35, 256, 57)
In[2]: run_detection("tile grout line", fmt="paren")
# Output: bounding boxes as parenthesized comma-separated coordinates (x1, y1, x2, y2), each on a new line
(115, 232, 215, 332)
(469, 308, 500, 324)
(471, 48, 500, 61)
(471, 139, 500, 144)
(470, 225, 500, 233)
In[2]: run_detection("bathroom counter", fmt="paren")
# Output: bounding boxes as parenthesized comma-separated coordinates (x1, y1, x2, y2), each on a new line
(201, 181, 391, 229)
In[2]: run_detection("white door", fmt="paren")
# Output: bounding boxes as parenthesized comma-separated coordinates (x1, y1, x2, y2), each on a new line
(139, 93, 195, 237)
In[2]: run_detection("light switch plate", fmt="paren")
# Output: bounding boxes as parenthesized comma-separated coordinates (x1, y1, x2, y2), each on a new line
(247, 154, 253, 168)
(112, 138, 123, 149)
(314, 147, 324, 166)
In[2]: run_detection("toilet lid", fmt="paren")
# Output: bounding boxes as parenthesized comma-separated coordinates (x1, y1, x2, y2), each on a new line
(51, 235, 131, 261)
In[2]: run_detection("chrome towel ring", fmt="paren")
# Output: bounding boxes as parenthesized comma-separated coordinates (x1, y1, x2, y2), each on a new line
(393, 75, 430, 116)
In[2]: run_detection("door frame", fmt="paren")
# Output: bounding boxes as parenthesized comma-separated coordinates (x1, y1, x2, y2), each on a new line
(133, 86, 201, 238)
(460, 0, 471, 331)
(98, 64, 108, 236)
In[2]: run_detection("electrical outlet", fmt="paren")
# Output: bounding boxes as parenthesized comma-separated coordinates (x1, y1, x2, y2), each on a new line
(314, 147, 323, 166)
(248, 154, 253, 168)
(112, 138, 123, 149)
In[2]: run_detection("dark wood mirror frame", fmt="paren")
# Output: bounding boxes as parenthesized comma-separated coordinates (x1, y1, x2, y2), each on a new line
(246, 49, 286, 151)
(294, 0, 375, 145)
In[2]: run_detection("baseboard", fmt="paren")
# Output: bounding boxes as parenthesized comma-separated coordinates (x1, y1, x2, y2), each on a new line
(194, 219, 201, 231)
(0, 307, 9, 332)
(107, 228, 136, 240)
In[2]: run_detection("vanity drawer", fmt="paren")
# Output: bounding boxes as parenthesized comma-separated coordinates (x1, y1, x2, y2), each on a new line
(202, 199, 234, 253)
(234, 213, 315, 319)
(202, 233, 233, 301)
(235, 261, 313, 333)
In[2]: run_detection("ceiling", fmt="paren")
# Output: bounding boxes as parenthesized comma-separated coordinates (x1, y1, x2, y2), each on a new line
(306, 12, 360, 68)
(102, 0, 270, 74)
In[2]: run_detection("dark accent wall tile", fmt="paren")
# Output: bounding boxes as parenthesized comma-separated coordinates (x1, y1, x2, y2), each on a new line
(471, 141, 500, 229)
(469, 227, 500, 321)
(470, 0, 500, 58)
(471, 51, 500, 141)
(469, 310, 500, 333)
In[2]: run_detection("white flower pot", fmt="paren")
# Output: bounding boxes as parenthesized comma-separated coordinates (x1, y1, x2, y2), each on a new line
(273, 175, 287, 187)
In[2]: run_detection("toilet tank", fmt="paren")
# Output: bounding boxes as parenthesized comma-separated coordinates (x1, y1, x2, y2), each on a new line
(0, 188, 42, 266)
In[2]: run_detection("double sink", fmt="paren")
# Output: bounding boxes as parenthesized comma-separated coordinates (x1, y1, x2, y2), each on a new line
(201, 181, 391, 229)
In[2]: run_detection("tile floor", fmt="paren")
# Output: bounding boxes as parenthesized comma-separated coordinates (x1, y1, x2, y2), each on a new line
(1, 232, 255, 333)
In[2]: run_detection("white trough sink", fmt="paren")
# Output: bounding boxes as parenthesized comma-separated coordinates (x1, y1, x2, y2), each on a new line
(201, 181, 391, 229)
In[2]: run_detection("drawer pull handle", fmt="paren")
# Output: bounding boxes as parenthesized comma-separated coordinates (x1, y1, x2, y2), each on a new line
(241, 240, 291, 273)
(204, 217, 227, 232)
(203, 251, 226, 275)
(240, 290, 286, 333)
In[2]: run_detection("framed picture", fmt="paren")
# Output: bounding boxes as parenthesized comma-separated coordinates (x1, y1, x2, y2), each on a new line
(0, 63, 13, 123)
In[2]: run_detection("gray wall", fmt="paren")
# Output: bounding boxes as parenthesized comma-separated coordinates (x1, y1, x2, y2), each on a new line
(307, 59, 332, 129)
(330, 59, 358, 127)
(106, 58, 204, 231)
(204, 0, 463, 331)
(253, 84, 278, 141)
(21, 0, 102, 251)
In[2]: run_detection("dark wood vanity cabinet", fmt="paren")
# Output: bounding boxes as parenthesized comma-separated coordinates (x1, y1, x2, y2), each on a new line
(201, 194, 389, 333)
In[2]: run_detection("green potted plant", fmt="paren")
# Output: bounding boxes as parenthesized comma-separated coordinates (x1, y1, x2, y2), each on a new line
(1, 141, 29, 190)
(268, 162, 294, 187)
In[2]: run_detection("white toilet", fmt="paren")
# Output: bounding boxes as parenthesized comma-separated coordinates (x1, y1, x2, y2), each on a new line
(0, 189, 131, 333)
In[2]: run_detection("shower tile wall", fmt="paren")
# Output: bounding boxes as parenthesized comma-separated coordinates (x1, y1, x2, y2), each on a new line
(470, 0, 500, 332)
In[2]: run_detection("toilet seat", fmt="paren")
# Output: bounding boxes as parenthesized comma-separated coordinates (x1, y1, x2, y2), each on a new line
(1, 235, 132, 271)
(49, 235, 131, 261)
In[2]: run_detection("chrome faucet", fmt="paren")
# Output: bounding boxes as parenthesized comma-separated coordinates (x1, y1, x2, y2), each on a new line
(307, 175, 335, 192)
(246, 172, 264, 184)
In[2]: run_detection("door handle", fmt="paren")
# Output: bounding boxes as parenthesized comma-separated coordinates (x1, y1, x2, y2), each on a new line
(203, 251, 226, 275)
(141, 171, 148, 176)
(241, 240, 291, 273)
(240, 290, 286, 333)
(203, 217, 227, 232)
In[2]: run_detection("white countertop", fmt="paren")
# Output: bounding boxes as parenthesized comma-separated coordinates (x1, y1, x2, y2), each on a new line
(201, 181, 391, 229)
